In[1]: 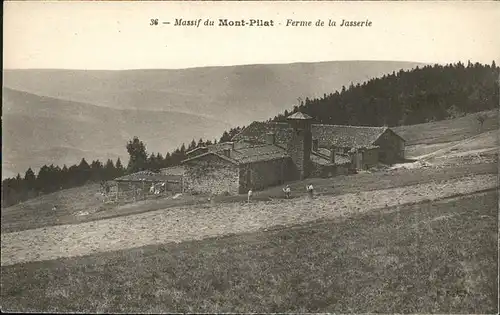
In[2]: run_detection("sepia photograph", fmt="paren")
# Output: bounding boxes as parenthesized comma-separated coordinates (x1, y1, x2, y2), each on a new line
(2, 1, 499, 313)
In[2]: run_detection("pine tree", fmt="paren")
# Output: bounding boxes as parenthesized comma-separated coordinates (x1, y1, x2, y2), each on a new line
(220, 131, 231, 142)
(36, 165, 51, 192)
(24, 167, 36, 192)
(126, 137, 148, 173)
(197, 138, 205, 147)
(77, 158, 91, 185)
(164, 152, 172, 168)
(156, 153, 164, 170)
(90, 160, 103, 182)
(115, 158, 125, 177)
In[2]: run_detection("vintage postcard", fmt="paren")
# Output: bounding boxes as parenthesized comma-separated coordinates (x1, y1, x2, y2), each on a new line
(2, 1, 499, 313)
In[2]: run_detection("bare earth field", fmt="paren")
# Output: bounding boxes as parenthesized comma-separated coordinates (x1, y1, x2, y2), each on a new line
(1, 190, 497, 313)
(1, 173, 496, 267)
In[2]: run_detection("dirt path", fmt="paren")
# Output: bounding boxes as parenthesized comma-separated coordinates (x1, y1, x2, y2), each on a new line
(1, 174, 497, 266)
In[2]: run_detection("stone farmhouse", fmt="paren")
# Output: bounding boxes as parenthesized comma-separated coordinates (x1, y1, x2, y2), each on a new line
(180, 112, 405, 196)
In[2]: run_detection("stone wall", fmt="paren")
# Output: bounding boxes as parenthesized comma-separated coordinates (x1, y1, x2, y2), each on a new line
(374, 129, 405, 164)
(287, 128, 312, 179)
(363, 147, 379, 168)
(337, 164, 348, 175)
(350, 148, 379, 170)
(238, 158, 291, 193)
(184, 155, 239, 195)
(310, 163, 335, 178)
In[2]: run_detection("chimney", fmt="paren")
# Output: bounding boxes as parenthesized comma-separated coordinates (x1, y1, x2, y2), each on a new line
(330, 146, 335, 164)
(286, 111, 313, 179)
(265, 132, 275, 145)
(312, 139, 319, 152)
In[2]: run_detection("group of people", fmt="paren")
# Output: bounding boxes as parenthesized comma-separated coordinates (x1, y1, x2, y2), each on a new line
(149, 182, 166, 195)
(247, 183, 315, 203)
(283, 183, 315, 199)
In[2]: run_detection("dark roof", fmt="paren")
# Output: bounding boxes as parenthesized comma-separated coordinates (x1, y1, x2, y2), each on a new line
(311, 152, 333, 166)
(115, 170, 182, 182)
(185, 146, 208, 155)
(182, 144, 289, 165)
(233, 121, 402, 149)
(230, 144, 288, 164)
(207, 141, 253, 152)
(313, 124, 388, 149)
(181, 151, 238, 165)
(159, 166, 186, 176)
(232, 121, 291, 143)
(287, 112, 313, 120)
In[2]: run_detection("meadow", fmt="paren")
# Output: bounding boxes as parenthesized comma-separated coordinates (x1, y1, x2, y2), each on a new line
(1, 190, 497, 313)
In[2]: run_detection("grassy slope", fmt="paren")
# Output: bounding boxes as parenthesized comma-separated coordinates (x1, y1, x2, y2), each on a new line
(394, 109, 498, 146)
(2, 162, 496, 234)
(394, 110, 498, 159)
(1, 190, 497, 313)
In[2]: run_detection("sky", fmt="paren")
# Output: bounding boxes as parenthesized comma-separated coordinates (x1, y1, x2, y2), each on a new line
(4, 1, 500, 70)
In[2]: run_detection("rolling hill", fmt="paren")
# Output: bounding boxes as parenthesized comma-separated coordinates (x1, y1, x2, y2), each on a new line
(3, 61, 423, 178)
(2, 88, 232, 178)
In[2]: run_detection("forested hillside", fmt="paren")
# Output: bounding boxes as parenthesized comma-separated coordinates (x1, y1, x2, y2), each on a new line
(272, 62, 499, 126)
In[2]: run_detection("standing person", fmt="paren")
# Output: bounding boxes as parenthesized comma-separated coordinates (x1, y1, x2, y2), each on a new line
(306, 183, 314, 199)
(283, 185, 291, 199)
(247, 188, 253, 203)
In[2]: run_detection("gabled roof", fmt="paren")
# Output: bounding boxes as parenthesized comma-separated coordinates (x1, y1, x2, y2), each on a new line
(185, 146, 208, 155)
(287, 112, 313, 120)
(115, 170, 181, 182)
(232, 121, 291, 143)
(229, 144, 289, 164)
(311, 152, 334, 166)
(207, 141, 254, 152)
(312, 125, 388, 149)
(233, 121, 403, 149)
(160, 166, 186, 176)
(181, 151, 239, 165)
(181, 144, 289, 166)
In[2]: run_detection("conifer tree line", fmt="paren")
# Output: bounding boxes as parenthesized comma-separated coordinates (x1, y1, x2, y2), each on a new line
(2, 61, 497, 207)
(272, 61, 499, 126)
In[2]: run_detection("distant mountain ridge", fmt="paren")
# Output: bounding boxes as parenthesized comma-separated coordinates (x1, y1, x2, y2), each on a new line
(2, 88, 232, 178)
(3, 61, 424, 178)
(4, 61, 424, 125)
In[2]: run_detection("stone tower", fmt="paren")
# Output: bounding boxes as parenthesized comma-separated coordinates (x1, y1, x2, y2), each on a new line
(286, 112, 313, 180)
